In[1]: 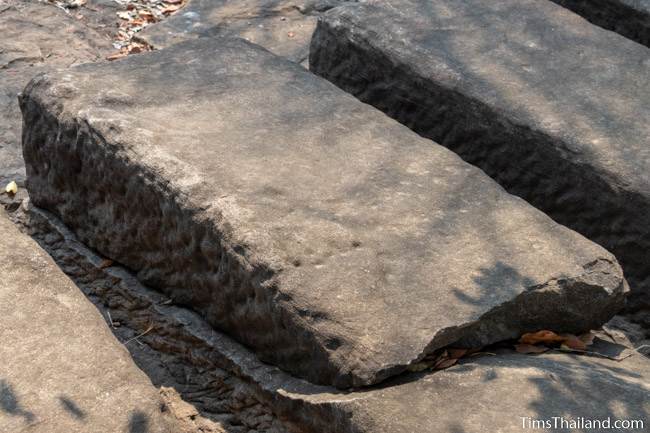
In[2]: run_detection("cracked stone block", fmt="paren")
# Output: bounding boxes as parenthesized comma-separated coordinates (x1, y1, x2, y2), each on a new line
(310, 0, 650, 312)
(0, 213, 178, 433)
(21, 37, 627, 389)
(550, 0, 650, 47)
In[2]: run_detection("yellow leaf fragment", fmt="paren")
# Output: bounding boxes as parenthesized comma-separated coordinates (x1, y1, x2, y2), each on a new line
(5, 181, 17, 195)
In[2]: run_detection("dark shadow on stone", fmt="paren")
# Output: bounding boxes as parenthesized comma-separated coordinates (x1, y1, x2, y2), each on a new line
(128, 410, 149, 433)
(0, 379, 35, 423)
(524, 354, 648, 431)
(58, 395, 86, 420)
(452, 261, 536, 307)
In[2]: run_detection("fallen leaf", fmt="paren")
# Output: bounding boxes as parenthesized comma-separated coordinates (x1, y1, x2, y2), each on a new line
(164, 0, 184, 4)
(434, 357, 458, 370)
(515, 344, 550, 354)
(448, 348, 468, 359)
(561, 334, 588, 351)
(519, 330, 565, 345)
(5, 181, 17, 195)
(287, 31, 295, 38)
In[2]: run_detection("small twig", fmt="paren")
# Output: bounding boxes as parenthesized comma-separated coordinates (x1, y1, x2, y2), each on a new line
(553, 345, 649, 362)
(107, 310, 114, 328)
(123, 324, 154, 346)
(469, 351, 496, 357)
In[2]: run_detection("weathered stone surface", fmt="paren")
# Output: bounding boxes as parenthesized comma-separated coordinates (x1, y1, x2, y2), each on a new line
(18, 205, 650, 433)
(12, 204, 293, 433)
(551, 0, 650, 46)
(0, 0, 111, 186)
(0, 213, 178, 433)
(310, 0, 650, 311)
(21, 37, 627, 388)
(138, 0, 354, 64)
(257, 350, 650, 433)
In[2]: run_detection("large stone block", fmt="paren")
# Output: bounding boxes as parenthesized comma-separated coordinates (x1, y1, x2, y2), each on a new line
(21, 37, 627, 388)
(0, 214, 177, 433)
(310, 0, 650, 311)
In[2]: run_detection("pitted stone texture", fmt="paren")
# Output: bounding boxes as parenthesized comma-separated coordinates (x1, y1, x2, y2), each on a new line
(551, 0, 650, 46)
(22, 37, 627, 388)
(138, 0, 354, 64)
(0, 214, 178, 433)
(310, 0, 650, 311)
(14, 206, 649, 433)
(0, 0, 111, 185)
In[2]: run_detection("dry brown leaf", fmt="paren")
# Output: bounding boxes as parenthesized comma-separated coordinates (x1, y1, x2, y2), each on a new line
(434, 357, 458, 370)
(519, 330, 566, 345)
(515, 343, 550, 354)
(165, 0, 184, 4)
(560, 334, 588, 351)
(448, 348, 468, 359)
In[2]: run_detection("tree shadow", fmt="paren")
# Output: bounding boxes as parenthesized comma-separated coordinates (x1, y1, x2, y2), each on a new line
(58, 395, 86, 421)
(128, 410, 150, 433)
(0, 379, 35, 424)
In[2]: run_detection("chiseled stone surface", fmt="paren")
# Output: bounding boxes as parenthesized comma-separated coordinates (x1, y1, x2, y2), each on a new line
(0, 213, 177, 433)
(310, 0, 650, 311)
(21, 37, 627, 389)
(551, 0, 650, 46)
(138, 0, 354, 64)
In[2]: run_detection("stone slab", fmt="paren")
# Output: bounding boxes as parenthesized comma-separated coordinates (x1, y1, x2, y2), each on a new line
(0, 0, 111, 186)
(22, 205, 650, 433)
(137, 0, 355, 64)
(0, 213, 178, 433)
(551, 0, 650, 46)
(21, 37, 627, 388)
(310, 0, 650, 311)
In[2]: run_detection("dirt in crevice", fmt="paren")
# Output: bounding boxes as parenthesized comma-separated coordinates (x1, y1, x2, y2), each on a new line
(4, 200, 302, 433)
